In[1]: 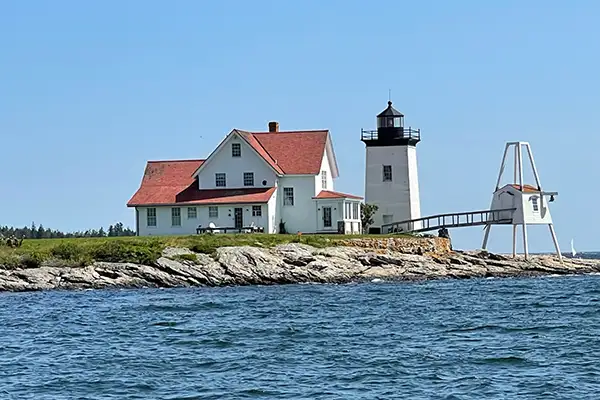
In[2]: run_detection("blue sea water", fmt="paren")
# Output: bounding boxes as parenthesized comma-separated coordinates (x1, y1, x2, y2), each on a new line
(2, 265, 600, 398)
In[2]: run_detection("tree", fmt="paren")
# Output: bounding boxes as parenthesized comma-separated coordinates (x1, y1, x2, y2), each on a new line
(36, 224, 45, 239)
(0, 221, 135, 239)
(360, 203, 379, 234)
(114, 222, 124, 236)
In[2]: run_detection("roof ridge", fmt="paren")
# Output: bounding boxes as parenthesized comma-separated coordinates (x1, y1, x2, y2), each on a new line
(246, 132, 286, 173)
(147, 159, 205, 163)
(248, 129, 328, 134)
(323, 189, 352, 195)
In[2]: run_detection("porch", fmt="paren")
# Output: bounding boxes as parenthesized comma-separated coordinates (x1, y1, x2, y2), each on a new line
(314, 197, 362, 234)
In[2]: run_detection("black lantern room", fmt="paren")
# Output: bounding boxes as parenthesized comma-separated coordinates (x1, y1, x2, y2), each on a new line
(377, 101, 404, 129)
(361, 101, 421, 146)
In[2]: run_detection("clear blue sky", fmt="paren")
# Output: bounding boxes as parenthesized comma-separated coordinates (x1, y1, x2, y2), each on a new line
(1, 0, 598, 253)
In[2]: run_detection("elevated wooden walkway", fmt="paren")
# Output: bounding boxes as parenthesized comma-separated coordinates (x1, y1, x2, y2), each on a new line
(381, 208, 516, 234)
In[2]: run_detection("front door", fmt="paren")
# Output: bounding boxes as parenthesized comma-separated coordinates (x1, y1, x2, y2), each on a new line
(234, 208, 243, 229)
(323, 206, 332, 228)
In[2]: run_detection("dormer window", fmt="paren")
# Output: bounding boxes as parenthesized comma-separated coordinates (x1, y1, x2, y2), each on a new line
(232, 143, 241, 157)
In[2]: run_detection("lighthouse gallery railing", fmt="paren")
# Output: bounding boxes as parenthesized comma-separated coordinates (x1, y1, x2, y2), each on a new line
(360, 127, 421, 141)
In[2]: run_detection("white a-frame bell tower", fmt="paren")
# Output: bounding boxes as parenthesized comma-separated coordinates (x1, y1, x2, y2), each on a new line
(482, 141, 562, 261)
(361, 101, 422, 233)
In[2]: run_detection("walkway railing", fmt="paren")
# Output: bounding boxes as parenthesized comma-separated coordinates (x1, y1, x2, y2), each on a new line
(381, 208, 516, 234)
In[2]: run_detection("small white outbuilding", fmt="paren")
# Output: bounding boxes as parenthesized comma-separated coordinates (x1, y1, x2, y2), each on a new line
(482, 141, 561, 260)
(489, 183, 554, 226)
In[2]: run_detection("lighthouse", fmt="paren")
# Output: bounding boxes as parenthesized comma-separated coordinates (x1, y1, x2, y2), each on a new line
(361, 101, 422, 233)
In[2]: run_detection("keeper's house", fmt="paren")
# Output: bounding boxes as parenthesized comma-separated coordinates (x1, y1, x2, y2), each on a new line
(127, 122, 363, 236)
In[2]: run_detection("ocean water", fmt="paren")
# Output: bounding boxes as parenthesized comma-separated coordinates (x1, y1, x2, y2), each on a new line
(2, 274, 600, 399)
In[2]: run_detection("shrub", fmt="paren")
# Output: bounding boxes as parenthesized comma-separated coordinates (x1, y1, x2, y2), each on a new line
(361, 203, 379, 233)
(0, 253, 21, 270)
(20, 251, 47, 269)
(173, 253, 198, 263)
(89, 240, 162, 265)
(51, 242, 83, 260)
(190, 243, 215, 255)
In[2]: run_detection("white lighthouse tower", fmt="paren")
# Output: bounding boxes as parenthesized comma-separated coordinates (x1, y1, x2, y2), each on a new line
(361, 101, 422, 233)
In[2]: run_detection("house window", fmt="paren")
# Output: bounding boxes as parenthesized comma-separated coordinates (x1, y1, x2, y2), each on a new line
(215, 173, 226, 187)
(283, 187, 294, 206)
(232, 143, 241, 157)
(383, 165, 392, 182)
(209, 206, 219, 218)
(171, 208, 181, 226)
(244, 172, 254, 186)
(252, 205, 262, 216)
(187, 207, 197, 219)
(345, 203, 351, 219)
(321, 170, 327, 189)
(532, 197, 539, 212)
(147, 208, 156, 227)
(352, 203, 359, 220)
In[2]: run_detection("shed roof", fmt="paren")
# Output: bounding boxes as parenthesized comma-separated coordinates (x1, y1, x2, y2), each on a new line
(508, 184, 541, 193)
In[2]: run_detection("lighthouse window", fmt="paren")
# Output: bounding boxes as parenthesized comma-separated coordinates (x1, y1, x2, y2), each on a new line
(532, 197, 539, 212)
(383, 165, 392, 182)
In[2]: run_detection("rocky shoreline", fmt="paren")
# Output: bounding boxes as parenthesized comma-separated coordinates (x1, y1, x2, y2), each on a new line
(1, 243, 599, 292)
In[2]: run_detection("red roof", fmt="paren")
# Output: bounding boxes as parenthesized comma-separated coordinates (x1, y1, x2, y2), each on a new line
(173, 187, 275, 205)
(312, 190, 363, 200)
(508, 184, 540, 193)
(241, 130, 329, 175)
(127, 160, 275, 207)
(236, 130, 285, 174)
(190, 129, 334, 178)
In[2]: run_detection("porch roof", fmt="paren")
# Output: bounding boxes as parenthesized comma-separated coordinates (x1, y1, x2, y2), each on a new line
(128, 185, 276, 207)
(312, 190, 363, 200)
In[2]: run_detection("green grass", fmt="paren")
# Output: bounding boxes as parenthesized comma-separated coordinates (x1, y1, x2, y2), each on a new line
(172, 253, 200, 263)
(0, 233, 412, 269)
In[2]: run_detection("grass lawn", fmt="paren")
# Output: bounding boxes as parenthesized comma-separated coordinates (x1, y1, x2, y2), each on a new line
(0, 233, 406, 269)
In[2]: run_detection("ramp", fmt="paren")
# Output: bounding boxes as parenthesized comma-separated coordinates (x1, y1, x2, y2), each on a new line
(381, 208, 516, 234)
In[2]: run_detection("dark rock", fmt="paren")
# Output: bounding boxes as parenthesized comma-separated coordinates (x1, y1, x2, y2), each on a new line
(1, 244, 599, 292)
